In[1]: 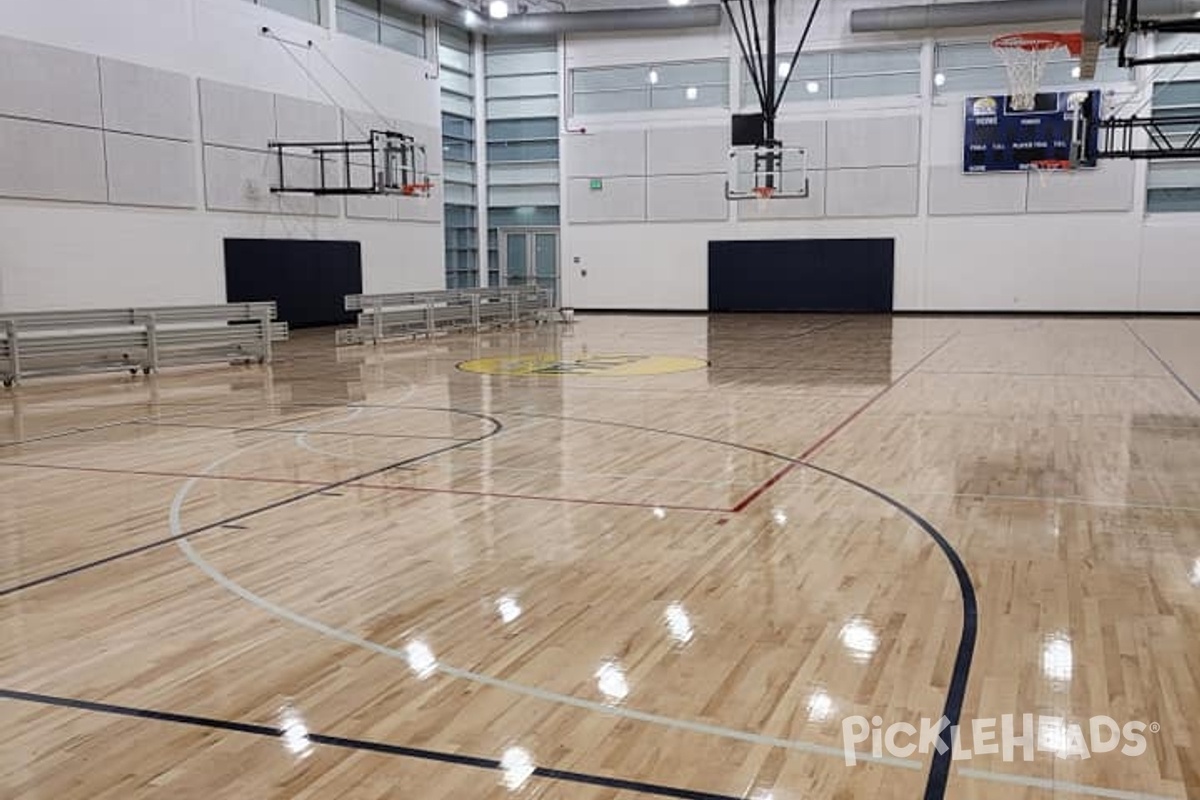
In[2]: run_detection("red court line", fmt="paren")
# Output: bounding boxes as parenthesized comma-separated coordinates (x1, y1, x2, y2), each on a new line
(0, 461, 726, 513)
(729, 335, 957, 513)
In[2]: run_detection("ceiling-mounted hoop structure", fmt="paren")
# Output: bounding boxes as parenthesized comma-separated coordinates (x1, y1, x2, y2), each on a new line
(992, 32, 1083, 112)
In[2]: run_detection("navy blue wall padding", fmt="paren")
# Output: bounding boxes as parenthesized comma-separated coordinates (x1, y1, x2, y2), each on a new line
(707, 238, 895, 312)
(224, 239, 363, 329)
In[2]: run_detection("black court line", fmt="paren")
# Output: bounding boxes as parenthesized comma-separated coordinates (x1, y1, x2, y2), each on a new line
(0, 408, 502, 598)
(1126, 321, 1200, 407)
(135, 420, 473, 441)
(0, 689, 740, 800)
(498, 407, 977, 800)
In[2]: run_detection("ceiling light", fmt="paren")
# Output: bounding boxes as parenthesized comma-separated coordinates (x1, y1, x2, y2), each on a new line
(648, 69, 659, 85)
(669, 0, 691, 6)
(805, 81, 820, 94)
(778, 62, 790, 78)
(489, 0, 509, 18)
(685, 86, 698, 100)
(1071, 65, 1082, 78)
(934, 72, 946, 87)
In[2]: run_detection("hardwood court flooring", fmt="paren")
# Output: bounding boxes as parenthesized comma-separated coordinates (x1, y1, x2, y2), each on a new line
(2, 314, 1199, 800)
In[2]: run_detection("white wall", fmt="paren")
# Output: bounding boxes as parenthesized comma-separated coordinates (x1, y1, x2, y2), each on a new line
(0, 0, 444, 311)
(558, 7, 1200, 312)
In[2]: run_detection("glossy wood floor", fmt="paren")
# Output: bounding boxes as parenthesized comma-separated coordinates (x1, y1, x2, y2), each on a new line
(2, 314, 1199, 800)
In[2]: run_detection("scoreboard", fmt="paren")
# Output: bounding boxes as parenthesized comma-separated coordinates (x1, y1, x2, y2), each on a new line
(962, 90, 1099, 173)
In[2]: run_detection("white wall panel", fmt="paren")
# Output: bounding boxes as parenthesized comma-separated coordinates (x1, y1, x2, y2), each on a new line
(825, 167, 918, 217)
(568, 176, 646, 223)
(275, 94, 339, 142)
(0, 117, 107, 202)
(0, 34, 101, 127)
(199, 79, 275, 150)
(346, 195, 400, 221)
(647, 126, 726, 175)
(928, 166, 1027, 215)
(105, 132, 196, 208)
(827, 115, 920, 168)
(647, 174, 728, 221)
(774, 119, 827, 168)
(396, 184, 442, 223)
(1138, 219, 1200, 311)
(1026, 161, 1136, 213)
(99, 58, 193, 140)
(565, 130, 646, 177)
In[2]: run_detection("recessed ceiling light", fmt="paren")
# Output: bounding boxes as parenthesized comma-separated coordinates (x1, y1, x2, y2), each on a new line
(488, 0, 509, 18)
(805, 80, 820, 94)
(685, 86, 698, 100)
(669, 0, 691, 6)
(934, 72, 946, 87)
(778, 62, 790, 78)
(648, 69, 659, 85)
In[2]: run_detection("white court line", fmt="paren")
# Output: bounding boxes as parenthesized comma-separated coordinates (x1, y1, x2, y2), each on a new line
(170, 416, 1184, 800)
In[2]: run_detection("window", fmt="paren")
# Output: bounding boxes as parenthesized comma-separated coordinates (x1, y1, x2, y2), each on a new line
(486, 38, 559, 287)
(245, 0, 321, 25)
(739, 46, 921, 107)
(933, 41, 1128, 97)
(440, 25, 477, 289)
(1147, 79, 1200, 212)
(572, 59, 729, 115)
(338, 0, 425, 58)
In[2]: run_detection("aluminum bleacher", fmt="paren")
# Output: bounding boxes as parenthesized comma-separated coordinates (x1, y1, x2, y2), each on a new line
(0, 303, 287, 387)
(337, 287, 556, 345)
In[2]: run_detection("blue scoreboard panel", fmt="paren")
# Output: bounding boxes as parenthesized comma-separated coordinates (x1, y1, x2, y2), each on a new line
(963, 90, 1099, 173)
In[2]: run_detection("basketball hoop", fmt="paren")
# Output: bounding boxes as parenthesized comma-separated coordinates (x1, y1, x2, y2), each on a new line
(992, 32, 1083, 111)
(1029, 158, 1073, 187)
(401, 181, 434, 197)
(753, 184, 775, 211)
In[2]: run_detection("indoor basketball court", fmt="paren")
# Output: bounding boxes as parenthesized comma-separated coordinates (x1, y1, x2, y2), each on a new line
(2, 1, 1200, 799)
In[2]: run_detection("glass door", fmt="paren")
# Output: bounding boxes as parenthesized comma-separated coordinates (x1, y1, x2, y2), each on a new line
(499, 228, 559, 304)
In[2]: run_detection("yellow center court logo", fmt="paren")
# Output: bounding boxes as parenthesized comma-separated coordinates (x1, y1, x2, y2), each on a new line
(457, 354, 708, 377)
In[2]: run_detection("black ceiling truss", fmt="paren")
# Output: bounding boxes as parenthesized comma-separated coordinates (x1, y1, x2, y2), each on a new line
(1098, 113, 1200, 159)
(1108, 0, 1200, 67)
(720, 0, 821, 189)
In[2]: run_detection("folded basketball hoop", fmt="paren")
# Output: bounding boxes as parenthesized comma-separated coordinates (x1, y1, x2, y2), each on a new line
(992, 32, 1083, 111)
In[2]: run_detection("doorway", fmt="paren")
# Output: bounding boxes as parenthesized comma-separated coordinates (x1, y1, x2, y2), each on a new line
(499, 228, 559, 303)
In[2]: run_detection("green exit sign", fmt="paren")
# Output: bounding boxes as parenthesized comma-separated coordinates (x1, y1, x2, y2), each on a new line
(589, 178, 603, 190)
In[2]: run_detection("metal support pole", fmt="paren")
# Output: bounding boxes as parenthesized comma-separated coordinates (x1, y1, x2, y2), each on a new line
(259, 307, 273, 364)
(373, 298, 384, 343)
(425, 302, 436, 338)
(472, 295, 482, 331)
(146, 313, 159, 373)
(5, 320, 19, 385)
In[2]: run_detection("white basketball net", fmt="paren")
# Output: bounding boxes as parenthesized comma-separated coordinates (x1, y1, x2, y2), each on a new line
(992, 34, 1072, 112)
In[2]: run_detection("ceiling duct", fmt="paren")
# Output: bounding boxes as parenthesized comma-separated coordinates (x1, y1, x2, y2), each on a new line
(387, 0, 721, 36)
(850, 0, 1200, 33)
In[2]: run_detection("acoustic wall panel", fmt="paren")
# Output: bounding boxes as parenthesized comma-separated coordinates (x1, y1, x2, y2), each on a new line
(0, 35, 101, 128)
(737, 170, 826, 220)
(0, 117, 107, 202)
(647, 127, 726, 175)
(346, 195, 399, 221)
(199, 79, 275, 150)
(104, 132, 196, 208)
(1026, 160, 1136, 213)
(565, 130, 646, 178)
(774, 120, 827, 169)
(929, 166, 1027, 215)
(647, 174, 728, 221)
(99, 58, 193, 141)
(567, 176, 646, 223)
(225, 239, 362, 329)
(825, 167, 919, 217)
(397, 184, 443, 223)
(275, 94, 339, 143)
(826, 116, 920, 168)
